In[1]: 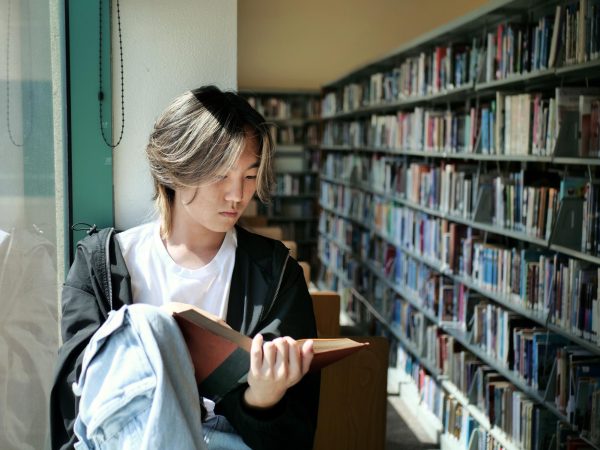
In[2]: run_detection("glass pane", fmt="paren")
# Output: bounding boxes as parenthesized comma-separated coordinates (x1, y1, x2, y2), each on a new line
(0, 0, 62, 448)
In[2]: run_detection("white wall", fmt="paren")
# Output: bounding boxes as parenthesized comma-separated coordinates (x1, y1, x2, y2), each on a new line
(113, 0, 237, 230)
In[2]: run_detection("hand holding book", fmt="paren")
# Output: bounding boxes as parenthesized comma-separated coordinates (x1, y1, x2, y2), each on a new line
(162, 302, 369, 401)
(243, 334, 314, 409)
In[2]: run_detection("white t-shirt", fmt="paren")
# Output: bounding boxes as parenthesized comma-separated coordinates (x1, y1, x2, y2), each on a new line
(116, 221, 237, 419)
(116, 221, 236, 318)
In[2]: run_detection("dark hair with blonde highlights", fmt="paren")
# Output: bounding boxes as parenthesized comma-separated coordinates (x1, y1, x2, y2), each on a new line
(146, 85, 274, 238)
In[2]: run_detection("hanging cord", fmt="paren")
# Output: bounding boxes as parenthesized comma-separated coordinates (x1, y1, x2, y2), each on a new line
(98, 0, 125, 149)
(72, 222, 98, 235)
(5, 0, 33, 147)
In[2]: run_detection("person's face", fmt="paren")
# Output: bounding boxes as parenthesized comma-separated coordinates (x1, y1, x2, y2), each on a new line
(176, 135, 260, 234)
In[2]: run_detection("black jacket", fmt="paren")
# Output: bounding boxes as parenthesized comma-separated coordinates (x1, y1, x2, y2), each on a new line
(50, 225, 320, 450)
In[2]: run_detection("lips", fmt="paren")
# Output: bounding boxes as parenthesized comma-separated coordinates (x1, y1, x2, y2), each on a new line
(219, 211, 239, 218)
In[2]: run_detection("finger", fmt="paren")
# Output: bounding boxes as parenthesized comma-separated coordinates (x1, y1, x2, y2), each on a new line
(285, 337, 301, 379)
(250, 334, 264, 374)
(273, 338, 289, 377)
(300, 339, 314, 375)
(263, 341, 277, 373)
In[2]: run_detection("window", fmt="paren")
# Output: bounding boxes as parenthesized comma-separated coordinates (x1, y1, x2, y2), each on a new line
(1, 0, 65, 447)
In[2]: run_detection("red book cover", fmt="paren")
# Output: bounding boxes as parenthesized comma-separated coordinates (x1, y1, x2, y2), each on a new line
(163, 302, 369, 401)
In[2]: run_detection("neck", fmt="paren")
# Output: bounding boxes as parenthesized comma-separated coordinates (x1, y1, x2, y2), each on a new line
(163, 201, 228, 269)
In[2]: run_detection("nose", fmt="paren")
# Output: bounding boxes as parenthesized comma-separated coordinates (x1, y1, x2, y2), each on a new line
(224, 176, 243, 203)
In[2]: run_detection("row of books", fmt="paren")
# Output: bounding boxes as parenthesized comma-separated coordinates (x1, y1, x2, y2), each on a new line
(320, 171, 557, 251)
(560, 1, 600, 65)
(391, 291, 600, 448)
(323, 153, 600, 255)
(463, 239, 600, 342)
(321, 87, 600, 157)
(246, 96, 320, 120)
(319, 182, 368, 222)
(395, 345, 446, 422)
(318, 204, 600, 347)
(320, 167, 600, 258)
(391, 309, 558, 449)
(270, 124, 304, 146)
(487, 171, 558, 240)
(325, 231, 600, 447)
(394, 345, 522, 450)
(273, 173, 317, 196)
(396, 338, 600, 450)
(365, 40, 478, 105)
(306, 123, 320, 147)
(318, 210, 354, 248)
(374, 243, 600, 440)
(322, 1, 600, 117)
(444, 325, 600, 445)
(445, 341, 556, 449)
(323, 154, 477, 220)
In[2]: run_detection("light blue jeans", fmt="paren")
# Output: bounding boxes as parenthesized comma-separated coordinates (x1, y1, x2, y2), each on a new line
(72, 304, 252, 450)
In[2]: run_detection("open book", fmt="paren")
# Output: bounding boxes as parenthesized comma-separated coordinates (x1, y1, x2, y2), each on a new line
(162, 302, 369, 401)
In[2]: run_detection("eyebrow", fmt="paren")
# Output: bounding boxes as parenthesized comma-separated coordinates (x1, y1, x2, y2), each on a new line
(246, 160, 260, 170)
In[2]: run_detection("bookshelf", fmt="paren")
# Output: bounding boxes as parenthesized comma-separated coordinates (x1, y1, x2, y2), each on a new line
(316, 0, 600, 448)
(241, 90, 321, 266)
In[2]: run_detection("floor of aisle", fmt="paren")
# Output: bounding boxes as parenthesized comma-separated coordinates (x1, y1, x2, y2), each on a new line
(386, 395, 440, 450)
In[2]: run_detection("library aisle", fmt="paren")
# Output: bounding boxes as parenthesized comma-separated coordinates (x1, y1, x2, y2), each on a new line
(315, 0, 600, 448)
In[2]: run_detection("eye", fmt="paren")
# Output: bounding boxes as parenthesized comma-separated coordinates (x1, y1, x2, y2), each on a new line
(246, 175, 257, 180)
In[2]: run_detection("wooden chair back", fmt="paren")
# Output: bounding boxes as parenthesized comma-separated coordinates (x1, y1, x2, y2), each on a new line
(313, 337, 389, 450)
(310, 291, 340, 338)
(299, 261, 310, 286)
(281, 240, 297, 259)
(309, 291, 389, 450)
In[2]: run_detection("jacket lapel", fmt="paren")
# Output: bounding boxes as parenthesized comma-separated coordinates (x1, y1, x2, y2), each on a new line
(226, 226, 281, 335)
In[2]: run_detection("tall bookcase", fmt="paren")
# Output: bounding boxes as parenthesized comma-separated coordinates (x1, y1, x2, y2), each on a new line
(316, 0, 600, 449)
(241, 90, 321, 267)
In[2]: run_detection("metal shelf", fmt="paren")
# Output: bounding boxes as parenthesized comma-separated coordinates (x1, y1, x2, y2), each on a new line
(474, 68, 555, 92)
(322, 85, 474, 120)
(318, 146, 600, 165)
(555, 58, 600, 76)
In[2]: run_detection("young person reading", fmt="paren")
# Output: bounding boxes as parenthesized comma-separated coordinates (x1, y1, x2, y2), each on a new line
(49, 86, 320, 450)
